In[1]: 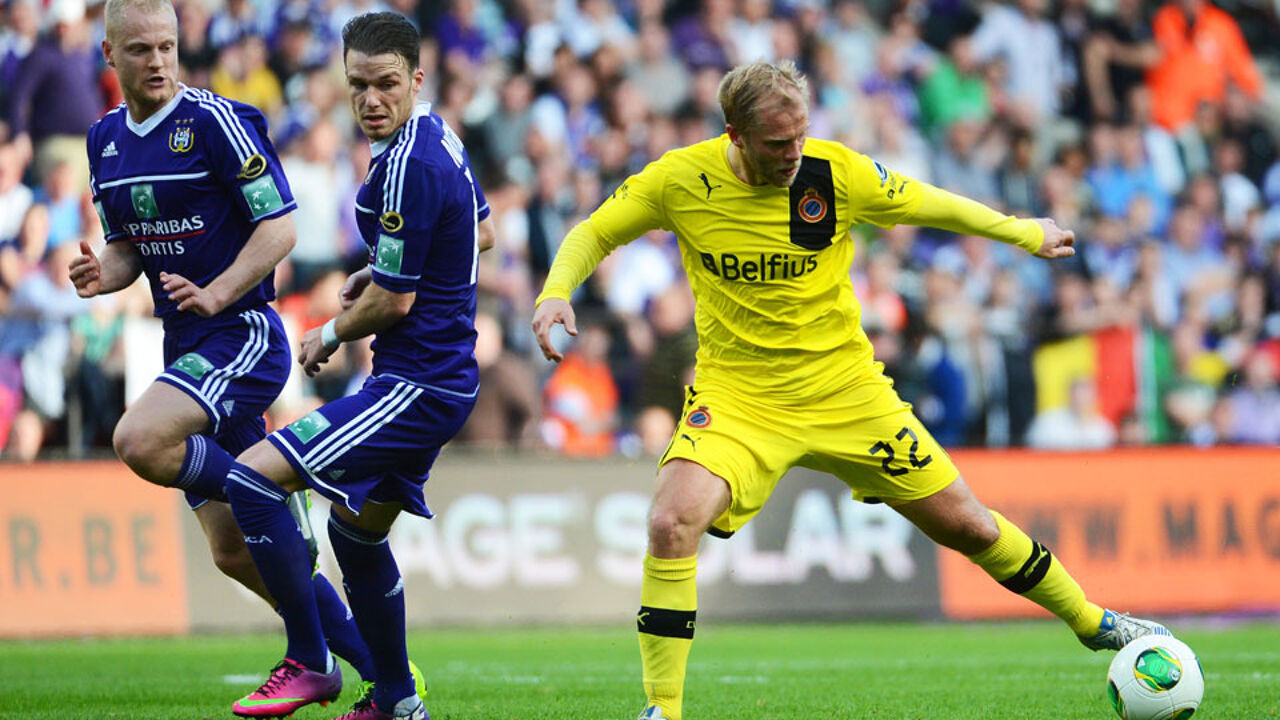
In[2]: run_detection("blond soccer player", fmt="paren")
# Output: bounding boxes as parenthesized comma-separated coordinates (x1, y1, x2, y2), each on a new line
(531, 61, 1173, 720)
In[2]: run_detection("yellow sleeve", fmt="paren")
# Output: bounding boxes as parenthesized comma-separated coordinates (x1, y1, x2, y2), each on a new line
(534, 220, 617, 305)
(846, 153, 926, 228)
(845, 152, 1043, 254)
(902, 184, 1044, 254)
(534, 159, 668, 306)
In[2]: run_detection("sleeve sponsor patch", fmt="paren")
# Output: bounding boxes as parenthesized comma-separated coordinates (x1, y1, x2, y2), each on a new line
(374, 234, 404, 275)
(241, 175, 285, 219)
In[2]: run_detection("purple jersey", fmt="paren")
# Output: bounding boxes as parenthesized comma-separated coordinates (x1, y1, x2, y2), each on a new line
(87, 86, 296, 332)
(354, 104, 489, 397)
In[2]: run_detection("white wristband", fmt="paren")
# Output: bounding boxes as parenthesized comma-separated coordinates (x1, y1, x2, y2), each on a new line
(321, 317, 341, 350)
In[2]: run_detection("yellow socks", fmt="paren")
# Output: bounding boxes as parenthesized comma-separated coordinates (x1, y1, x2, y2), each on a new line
(967, 511, 1104, 637)
(637, 553, 698, 720)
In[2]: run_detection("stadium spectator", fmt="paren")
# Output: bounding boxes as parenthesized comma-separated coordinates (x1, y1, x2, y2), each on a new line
(1086, 123, 1171, 234)
(820, 0, 879, 86)
(633, 283, 697, 437)
(540, 316, 618, 457)
(1126, 84, 1185, 197)
(206, 0, 261, 49)
(6, 0, 103, 188)
(0, 0, 39, 114)
(175, 0, 216, 84)
(1080, 0, 1157, 124)
(1026, 377, 1118, 450)
(1222, 349, 1280, 445)
(1146, 0, 1262, 133)
(210, 34, 284, 118)
(563, 0, 636, 62)
(1213, 138, 1262, 234)
(457, 310, 539, 449)
(915, 32, 988, 140)
(725, 0, 774, 65)
(670, 0, 732, 71)
(68, 292, 125, 453)
(932, 118, 1000, 208)
(279, 117, 343, 293)
(627, 21, 691, 118)
(970, 0, 1068, 126)
(0, 141, 33, 246)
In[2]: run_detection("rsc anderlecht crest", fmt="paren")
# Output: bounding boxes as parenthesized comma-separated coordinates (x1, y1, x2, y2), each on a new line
(169, 126, 194, 153)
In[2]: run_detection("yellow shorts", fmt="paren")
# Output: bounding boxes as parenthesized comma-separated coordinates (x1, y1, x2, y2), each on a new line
(659, 372, 959, 536)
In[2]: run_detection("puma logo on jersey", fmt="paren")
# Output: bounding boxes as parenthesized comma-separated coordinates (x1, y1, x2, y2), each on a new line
(699, 172, 722, 199)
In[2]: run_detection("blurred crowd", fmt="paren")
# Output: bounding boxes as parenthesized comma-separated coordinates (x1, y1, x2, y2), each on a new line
(3, 0, 1280, 462)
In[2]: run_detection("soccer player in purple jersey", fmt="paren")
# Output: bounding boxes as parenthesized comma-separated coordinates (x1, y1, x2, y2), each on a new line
(69, 0, 395, 708)
(222, 11, 495, 720)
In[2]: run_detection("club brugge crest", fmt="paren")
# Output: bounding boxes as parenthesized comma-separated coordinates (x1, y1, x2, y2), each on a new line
(686, 405, 712, 429)
(797, 188, 827, 223)
(168, 126, 193, 153)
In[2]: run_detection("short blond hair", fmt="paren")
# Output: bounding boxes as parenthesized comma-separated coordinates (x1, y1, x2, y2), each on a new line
(104, 0, 176, 42)
(717, 60, 809, 135)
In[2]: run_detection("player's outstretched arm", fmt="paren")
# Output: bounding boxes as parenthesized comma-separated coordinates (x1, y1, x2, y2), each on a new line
(903, 183, 1074, 259)
(165, 215, 297, 317)
(532, 298, 578, 363)
(69, 240, 143, 297)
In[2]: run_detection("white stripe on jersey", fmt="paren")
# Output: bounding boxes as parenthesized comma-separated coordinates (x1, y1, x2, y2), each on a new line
(381, 115, 420, 215)
(274, 436, 354, 510)
(354, 201, 375, 215)
(185, 87, 258, 163)
(201, 309, 270, 409)
(228, 468, 289, 502)
(303, 382, 421, 472)
(98, 171, 210, 189)
(307, 384, 421, 473)
(300, 383, 408, 466)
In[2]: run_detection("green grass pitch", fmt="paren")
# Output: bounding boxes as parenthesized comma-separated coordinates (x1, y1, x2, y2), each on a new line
(2, 620, 1276, 719)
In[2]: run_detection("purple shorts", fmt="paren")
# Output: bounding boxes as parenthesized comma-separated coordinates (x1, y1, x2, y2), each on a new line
(267, 373, 475, 517)
(155, 306, 289, 510)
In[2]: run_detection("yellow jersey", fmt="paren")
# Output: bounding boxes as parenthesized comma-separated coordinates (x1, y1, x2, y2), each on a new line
(538, 135, 1043, 402)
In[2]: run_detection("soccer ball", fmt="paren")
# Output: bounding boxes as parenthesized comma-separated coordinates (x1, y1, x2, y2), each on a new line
(1106, 635, 1204, 720)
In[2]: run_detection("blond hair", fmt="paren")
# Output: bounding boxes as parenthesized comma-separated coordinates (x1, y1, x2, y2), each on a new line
(717, 60, 809, 134)
(104, 0, 176, 42)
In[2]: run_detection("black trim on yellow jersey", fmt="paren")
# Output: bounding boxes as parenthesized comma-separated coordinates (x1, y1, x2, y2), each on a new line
(789, 156, 837, 250)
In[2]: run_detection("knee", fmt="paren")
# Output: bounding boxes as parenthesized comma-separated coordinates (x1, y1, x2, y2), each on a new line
(951, 510, 1000, 555)
(209, 540, 257, 584)
(648, 506, 706, 556)
(112, 421, 167, 482)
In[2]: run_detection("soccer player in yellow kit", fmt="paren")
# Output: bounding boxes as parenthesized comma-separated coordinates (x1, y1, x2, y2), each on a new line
(531, 61, 1173, 720)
